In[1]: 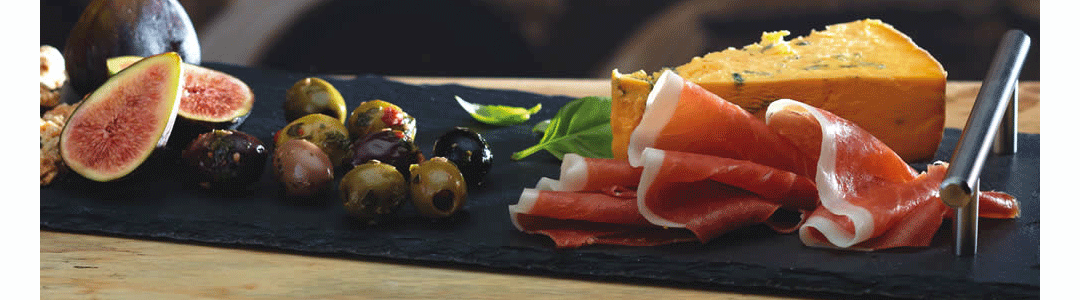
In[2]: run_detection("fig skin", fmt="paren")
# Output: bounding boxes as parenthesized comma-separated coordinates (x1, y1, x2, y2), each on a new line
(64, 0, 201, 96)
(181, 130, 268, 190)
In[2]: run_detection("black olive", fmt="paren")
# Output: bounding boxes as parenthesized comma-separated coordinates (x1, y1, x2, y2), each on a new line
(409, 158, 467, 219)
(347, 129, 424, 178)
(432, 127, 492, 187)
(181, 129, 268, 190)
(340, 160, 407, 225)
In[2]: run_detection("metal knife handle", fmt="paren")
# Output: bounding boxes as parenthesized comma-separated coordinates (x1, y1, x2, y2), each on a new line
(939, 29, 1030, 256)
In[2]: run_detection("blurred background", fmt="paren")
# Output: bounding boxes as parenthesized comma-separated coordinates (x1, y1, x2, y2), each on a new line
(41, 0, 1039, 80)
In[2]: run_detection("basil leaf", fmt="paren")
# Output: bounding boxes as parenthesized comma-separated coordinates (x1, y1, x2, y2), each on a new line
(455, 95, 541, 126)
(511, 96, 614, 160)
(531, 119, 551, 134)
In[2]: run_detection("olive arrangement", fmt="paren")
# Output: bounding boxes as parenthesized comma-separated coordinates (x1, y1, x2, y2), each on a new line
(274, 77, 491, 225)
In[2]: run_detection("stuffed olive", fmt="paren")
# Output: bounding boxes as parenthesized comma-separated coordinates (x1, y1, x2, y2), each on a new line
(408, 157, 467, 219)
(346, 100, 416, 140)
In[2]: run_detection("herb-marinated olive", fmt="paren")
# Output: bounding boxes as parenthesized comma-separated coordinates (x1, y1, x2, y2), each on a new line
(340, 160, 407, 225)
(346, 100, 417, 140)
(409, 157, 467, 219)
(274, 113, 351, 166)
(432, 127, 492, 187)
(273, 139, 334, 198)
(347, 129, 424, 178)
(181, 129, 268, 190)
(283, 77, 348, 123)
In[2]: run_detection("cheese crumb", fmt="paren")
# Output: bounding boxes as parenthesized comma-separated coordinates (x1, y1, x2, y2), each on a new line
(744, 30, 796, 56)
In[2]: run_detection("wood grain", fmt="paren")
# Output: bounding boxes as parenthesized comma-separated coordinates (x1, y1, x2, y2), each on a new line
(41, 79, 1040, 299)
(40, 231, 797, 299)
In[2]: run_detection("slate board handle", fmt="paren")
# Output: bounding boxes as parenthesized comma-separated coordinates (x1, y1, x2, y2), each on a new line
(939, 29, 1030, 256)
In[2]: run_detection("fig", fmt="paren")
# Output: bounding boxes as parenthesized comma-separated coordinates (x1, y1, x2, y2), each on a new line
(107, 56, 255, 127)
(64, 0, 201, 96)
(59, 52, 184, 182)
(181, 129, 268, 190)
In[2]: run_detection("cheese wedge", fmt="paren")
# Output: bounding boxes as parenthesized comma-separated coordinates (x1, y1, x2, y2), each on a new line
(611, 19, 946, 162)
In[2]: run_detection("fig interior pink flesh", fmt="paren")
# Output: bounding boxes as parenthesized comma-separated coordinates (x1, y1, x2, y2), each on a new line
(116, 59, 247, 121)
(181, 70, 246, 119)
(66, 64, 172, 174)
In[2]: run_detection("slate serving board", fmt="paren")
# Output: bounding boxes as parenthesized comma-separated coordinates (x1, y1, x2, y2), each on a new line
(41, 63, 1039, 299)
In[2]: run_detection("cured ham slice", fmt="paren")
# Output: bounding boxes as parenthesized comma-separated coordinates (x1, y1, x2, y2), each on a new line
(548, 153, 641, 194)
(637, 148, 818, 242)
(509, 214, 697, 248)
(626, 70, 813, 177)
(508, 159, 694, 248)
(765, 99, 1021, 250)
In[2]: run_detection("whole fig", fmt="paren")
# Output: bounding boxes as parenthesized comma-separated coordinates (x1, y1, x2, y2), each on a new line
(64, 0, 201, 95)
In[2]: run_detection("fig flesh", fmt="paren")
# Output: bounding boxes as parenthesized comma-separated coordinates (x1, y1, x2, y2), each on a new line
(107, 55, 255, 125)
(59, 52, 184, 182)
(64, 0, 201, 96)
(108, 55, 255, 148)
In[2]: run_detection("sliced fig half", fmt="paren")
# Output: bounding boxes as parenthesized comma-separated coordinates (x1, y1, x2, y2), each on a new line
(60, 52, 184, 182)
(107, 56, 255, 126)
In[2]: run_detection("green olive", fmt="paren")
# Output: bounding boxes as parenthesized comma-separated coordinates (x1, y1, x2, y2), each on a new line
(284, 77, 348, 123)
(340, 160, 407, 225)
(347, 100, 417, 140)
(274, 113, 350, 166)
(408, 157, 467, 219)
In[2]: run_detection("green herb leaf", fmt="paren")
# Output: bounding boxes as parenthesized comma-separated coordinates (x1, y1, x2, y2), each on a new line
(531, 119, 551, 134)
(455, 95, 541, 126)
(511, 96, 613, 160)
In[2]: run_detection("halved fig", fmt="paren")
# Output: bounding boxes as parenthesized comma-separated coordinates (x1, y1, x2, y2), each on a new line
(60, 52, 184, 182)
(107, 55, 255, 127)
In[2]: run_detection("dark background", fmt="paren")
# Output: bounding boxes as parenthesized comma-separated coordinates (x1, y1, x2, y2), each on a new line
(41, 0, 1039, 80)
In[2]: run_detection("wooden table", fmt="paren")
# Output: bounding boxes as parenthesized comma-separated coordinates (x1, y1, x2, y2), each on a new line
(41, 79, 1040, 299)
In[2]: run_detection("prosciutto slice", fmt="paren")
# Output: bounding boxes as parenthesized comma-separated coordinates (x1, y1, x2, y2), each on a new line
(546, 153, 641, 195)
(637, 148, 818, 242)
(626, 70, 812, 177)
(765, 99, 1021, 250)
(509, 156, 694, 248)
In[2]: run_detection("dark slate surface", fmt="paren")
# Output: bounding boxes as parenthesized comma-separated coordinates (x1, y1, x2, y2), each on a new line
(41, 63, 1039, 299)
